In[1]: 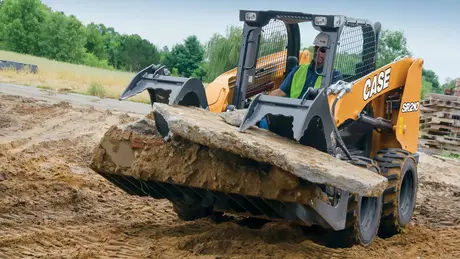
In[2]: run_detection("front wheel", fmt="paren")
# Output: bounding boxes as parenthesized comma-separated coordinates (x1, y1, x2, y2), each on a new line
(336, 158, 383, 247)
(374, 148, 418, 237)
(355, 194, 383, 245)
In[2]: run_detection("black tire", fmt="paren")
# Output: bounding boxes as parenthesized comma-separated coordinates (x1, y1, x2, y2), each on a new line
(336, 158, 383, 247)
(172, 201, 213, 221)
(374, 148, 418, 238)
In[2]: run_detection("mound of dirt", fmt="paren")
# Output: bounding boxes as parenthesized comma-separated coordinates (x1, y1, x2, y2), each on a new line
(1, 93, 460, 258)
(414, 153, 460, 228)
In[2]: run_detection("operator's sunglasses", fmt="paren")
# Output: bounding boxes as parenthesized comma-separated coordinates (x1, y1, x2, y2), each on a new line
(315, 47, 326, 53)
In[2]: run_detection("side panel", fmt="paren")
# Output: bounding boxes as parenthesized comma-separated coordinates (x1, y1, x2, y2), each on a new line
(206, 77, 231, 113)
(328, 57, 421, 156)
(395, 58, 423, 153)
(329, 57, 415, 126)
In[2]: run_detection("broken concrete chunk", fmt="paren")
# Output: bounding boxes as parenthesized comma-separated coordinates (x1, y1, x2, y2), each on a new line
(90, 120, 324, 205)
(218, 109, 247, 127)
(152, 103, 388, 197)
(119, 116, 157, 135)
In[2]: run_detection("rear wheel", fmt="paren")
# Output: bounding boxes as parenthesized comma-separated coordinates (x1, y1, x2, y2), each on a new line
(374, 148, 418, 237)
(336, 157, 383, 247)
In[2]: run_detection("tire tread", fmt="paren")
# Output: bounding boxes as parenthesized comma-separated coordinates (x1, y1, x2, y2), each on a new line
(336, 157, 383, 247)
(374, 148, 417, 237)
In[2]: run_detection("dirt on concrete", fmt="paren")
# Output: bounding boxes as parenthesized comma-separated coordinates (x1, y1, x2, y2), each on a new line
(1, 93, 460, 258)
(90, 121, 324, 205)
(150, 103, 387, 197)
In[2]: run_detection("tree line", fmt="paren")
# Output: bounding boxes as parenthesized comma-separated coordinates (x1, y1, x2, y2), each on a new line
(0, 0, 212, 79)
(0, 0, 162, 72)
(0, 0, 453, 97)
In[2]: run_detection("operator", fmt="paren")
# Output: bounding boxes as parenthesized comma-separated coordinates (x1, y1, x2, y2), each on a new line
(259, 32, 342, 129)
(269, 32, 342, 98)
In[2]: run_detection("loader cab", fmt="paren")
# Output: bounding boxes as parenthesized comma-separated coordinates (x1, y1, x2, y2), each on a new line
(232, 10, 381, 109)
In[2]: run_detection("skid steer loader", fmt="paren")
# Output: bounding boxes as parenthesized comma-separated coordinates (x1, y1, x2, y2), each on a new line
(91, 9, 422, 247)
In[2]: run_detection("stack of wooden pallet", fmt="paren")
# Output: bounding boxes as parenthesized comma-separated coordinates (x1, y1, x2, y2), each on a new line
(456, 78, 460, 96)
(419, 93, 460, 155)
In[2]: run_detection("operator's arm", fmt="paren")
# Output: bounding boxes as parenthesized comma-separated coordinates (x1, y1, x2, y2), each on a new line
(269, 88, 287, 97)
(269, 66, 299, 97)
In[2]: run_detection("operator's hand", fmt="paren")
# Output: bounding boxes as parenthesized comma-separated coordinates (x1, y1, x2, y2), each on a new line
(269, 88, 286, 97)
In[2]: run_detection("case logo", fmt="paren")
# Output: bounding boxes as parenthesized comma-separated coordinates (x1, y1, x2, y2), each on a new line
(401, 101, 420, 113)
(363, 67, 391, 101)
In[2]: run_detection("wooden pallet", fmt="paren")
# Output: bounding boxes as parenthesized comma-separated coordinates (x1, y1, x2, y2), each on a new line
(424, 93, 460, 101)
(419, 133, 460, 145)
(422, 99, 460, 109)
(418, 94, 460, 154)
(418, 138, 460, 153)
(420, 117, 460, 127)
(419, 123, 460, 134)
(424, 111, 460, 120)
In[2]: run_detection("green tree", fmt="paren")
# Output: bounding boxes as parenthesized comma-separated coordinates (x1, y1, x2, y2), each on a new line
(0, 0, 48, 55)
(118, 34, 160, 72)
(102, 27, 123, 69)
(422, 68, 440, 92)
(164, 35, 205, 77)
(258, 30, 287, 57)
(0, 0, 166, 71)
(205, 26, 243, 81)
(82, 23, 122, 69)
(303, 45, 315, 53)
(38, 11, 87, 63)
(162, 45, 178, 71)
(191, 62, 208, 81)
(85, 22, 108, 61)
(183, 35, 205, 77)
(376, 29, 411, 68)
(159, 46, 170, 64)
(440, 78, 456, 93)
(421, 80, 432, 100)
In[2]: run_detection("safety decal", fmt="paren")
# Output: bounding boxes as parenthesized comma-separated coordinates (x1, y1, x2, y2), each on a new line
(363, 67, 391, 101)
(401, 101, 420, 113)
(398, 116, 404, 135)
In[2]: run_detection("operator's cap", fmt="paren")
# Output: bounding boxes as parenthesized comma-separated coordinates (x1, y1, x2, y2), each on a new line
(313, 32, 329, 47)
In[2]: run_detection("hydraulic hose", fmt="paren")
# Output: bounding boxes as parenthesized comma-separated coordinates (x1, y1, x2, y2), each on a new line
(332, 96, 339, 119)
(331, 95, 353, 161)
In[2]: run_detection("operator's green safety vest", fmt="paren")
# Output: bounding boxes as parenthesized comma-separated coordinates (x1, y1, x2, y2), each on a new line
(290, 63, 322, 99)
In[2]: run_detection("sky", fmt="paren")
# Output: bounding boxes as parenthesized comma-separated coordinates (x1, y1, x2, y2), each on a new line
(41, 0, 460, 82)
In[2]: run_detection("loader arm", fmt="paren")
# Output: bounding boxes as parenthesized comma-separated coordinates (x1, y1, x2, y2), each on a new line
(329, 57, 423, 155)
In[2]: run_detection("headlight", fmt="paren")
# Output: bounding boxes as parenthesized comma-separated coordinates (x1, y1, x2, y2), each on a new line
(314, 16, 327, 26)
(245, 12, 257, 22)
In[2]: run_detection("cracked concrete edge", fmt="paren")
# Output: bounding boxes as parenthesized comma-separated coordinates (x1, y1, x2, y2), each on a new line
(152, 103, 388, 197)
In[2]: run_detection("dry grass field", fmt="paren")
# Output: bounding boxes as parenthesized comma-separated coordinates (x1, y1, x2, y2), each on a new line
(0, 50, 150, 103)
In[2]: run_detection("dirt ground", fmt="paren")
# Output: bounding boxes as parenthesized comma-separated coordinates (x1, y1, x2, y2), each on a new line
(1, 93, 460, 259)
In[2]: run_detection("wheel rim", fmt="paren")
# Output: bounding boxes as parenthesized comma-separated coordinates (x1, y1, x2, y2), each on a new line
(360, 196, 378, 233)
(399, 169, 415, 222)
(358, 166, 381, 242)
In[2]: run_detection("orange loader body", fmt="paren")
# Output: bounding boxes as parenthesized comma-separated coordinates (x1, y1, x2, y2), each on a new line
(205, 51, 422, 155)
